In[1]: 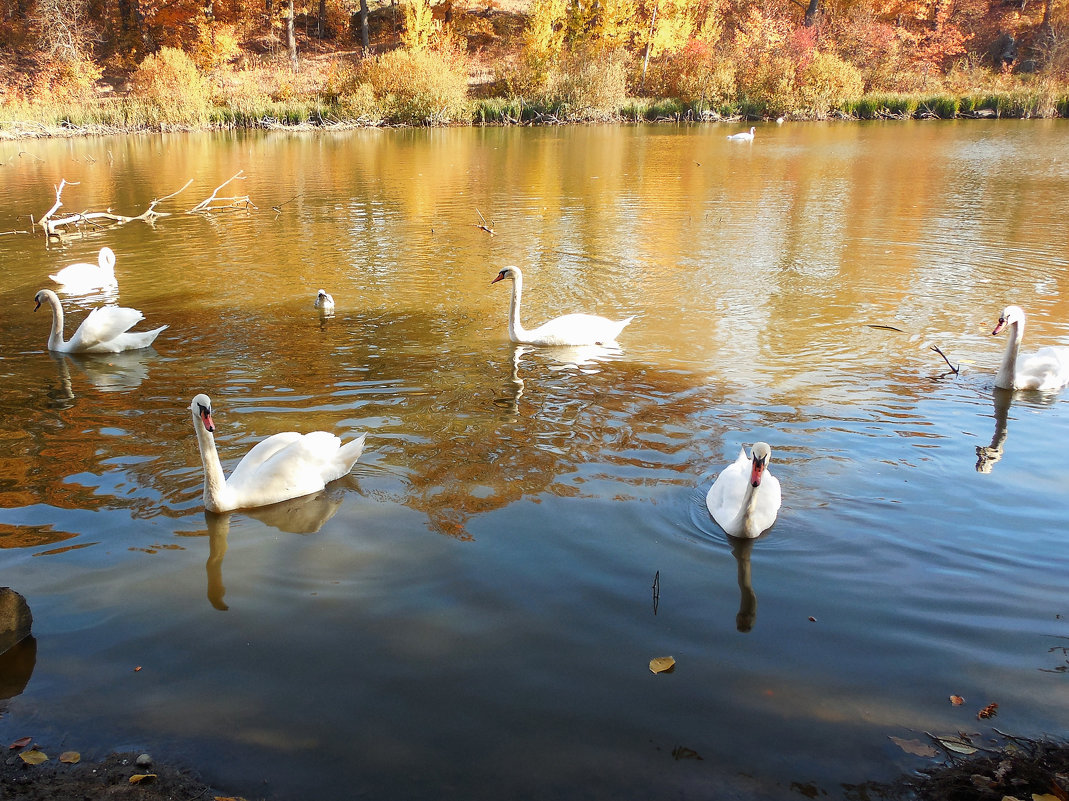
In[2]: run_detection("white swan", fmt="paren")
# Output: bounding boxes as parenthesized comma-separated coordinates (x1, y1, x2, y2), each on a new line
(314, 289, 335, 313)
(991, 305, 1069, 391)
(189, 393, 367, 513)
(34, 288, 167, 354)
(727, 126, 756, 141)
(49, 247, 118, 293)
(706, 442, 781, 539)
(490, 266, 634, 346)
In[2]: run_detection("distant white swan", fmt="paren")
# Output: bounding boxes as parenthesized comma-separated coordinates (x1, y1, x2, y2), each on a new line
(49, 247, 118, 293)
(491, 266, 633, 346)
(991, 305, 1069, 391)
(314, 289, 335, 313)
(189, 393, 367, 513)
(706, 442, 781, 539)
(727, 126, 756, 141)
(34, 288, 166, 353)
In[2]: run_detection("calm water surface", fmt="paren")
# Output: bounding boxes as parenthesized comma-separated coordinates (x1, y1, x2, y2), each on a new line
(1, 121, 1068, 800)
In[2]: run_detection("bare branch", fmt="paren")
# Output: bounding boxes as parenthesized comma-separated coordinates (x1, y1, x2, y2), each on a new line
(930, 345, 960, 374)
(472, 207, 495, 235)
(190, 171, 257, 213)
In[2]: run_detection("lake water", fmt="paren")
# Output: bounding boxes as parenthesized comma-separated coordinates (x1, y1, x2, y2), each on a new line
(1, 120, 1068, 800)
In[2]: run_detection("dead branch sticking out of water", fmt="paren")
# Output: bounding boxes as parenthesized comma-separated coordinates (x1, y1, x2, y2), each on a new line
(37, 177, 191, 239)
(472, 208, 495, 235)
(190, 171, 257, 213)
(272, 193, 303, 213)
(930, 345, 959, 374)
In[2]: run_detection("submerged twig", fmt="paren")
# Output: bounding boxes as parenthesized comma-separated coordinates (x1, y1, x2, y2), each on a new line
(866, 323, 906, 333)
(272, 192, 303, 213)
(652, 570, 660, 615)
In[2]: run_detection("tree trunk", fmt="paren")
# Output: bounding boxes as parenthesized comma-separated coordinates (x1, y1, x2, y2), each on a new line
(359, 0, 369, 50)
(640, 3, 657, 95)
(287, 0, 297, 70)
(317, 0, 326, 37)
(803, 0, 819, 26)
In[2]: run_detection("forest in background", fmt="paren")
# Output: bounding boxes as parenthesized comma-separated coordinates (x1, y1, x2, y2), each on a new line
(0, 0, 1068, 135)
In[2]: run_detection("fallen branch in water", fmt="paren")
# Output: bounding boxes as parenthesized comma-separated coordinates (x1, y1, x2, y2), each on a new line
(190, 171, 257, 213)
(272, 192, 303, 213)
(37, 177, 191, 239)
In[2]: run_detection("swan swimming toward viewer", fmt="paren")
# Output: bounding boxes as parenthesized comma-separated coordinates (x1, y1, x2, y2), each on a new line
(490, 266, 633, 347)
(706, 442, 781, 539)
(314, 289, 335, 314)
(189, 393, 367, 513)
(34, 288, 166, 354)
(49, 247, 118, 293)
(991, 305, 1069, 391)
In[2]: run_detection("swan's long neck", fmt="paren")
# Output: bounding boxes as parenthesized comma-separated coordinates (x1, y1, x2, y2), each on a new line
(43, 293, 66, 350)
(507, 274, 528, 342)
(194, 419, 230, 513)
(730, 482, 762, 537)
(995, 319, 1022, 390)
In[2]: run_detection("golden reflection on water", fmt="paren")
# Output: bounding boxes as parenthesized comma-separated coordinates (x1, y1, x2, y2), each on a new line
(0, 122, 1068, 544)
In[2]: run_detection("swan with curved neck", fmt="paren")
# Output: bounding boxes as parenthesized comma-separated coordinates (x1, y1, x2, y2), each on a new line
(991, 305, 1069, 391)
(34, 288, 166, 353)
(490, 266, 633, 346)
(706, 442, 781, 539)
(189, 393, 367, 513)
(49, 247, 118, 293)
(728, 126, 756, 141)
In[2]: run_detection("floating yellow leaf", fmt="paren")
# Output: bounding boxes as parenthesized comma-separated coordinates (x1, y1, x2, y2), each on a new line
(129, 774, 158, 784)
(19, 748, 48, 765)
(950, 695, 965, 706)
(1033, 795, 1062, 801)
(649, 656, 676, 674)
(59, 751, 80, 764)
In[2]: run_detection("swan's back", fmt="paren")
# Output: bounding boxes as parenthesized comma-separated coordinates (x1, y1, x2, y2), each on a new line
(526, 313, 634, 347)
(49, 247, 117, 291)
(1016, 346, 1069, 390)
(65, 306, 167, 353)
(224, 430, 367, 508)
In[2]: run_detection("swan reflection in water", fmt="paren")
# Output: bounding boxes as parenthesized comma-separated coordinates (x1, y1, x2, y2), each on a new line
(47, 349, 155, 404)
(730, 536, 758, 633)
(976, 388, 1013, 474)
(494, 343, 626, 413)
(203, 487, 345, 611)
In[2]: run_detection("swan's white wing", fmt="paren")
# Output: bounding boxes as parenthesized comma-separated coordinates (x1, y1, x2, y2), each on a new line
(1016, 346, 1069, 390)
(225, 431, 363, 509)
(49, 263, 116, 290)
(526, 313, 633, 347)
(706, 447, 750, 535)
(66, 306, 145, 351)
(226, 431, 304, 486)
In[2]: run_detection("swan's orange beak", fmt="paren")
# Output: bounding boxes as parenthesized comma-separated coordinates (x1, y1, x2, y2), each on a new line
(198, 404, 215, 433)
(992, 317, 1007, 336)
(750, 456, 766, 488)
(34, 299, 41, 312)
(490, 272, 505, 285)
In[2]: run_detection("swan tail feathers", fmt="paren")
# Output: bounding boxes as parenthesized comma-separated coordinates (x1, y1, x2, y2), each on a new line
(337, 433, 367, 472)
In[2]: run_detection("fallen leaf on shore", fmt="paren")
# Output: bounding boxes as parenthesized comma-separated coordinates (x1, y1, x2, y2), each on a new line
(977, 702, 998, 719)
(129, 773, 157, 784)
(889, 736, 938, 757)
(20, 748, 48, 764)
(59, 751, 80, 764)
(950, 695, 965, 705)
(9, 736, 32, 749)
(649, 656, 676, 674)
(932, 734, 977, 755)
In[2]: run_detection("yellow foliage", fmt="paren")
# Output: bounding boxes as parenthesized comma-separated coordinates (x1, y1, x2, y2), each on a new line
(798, 50, 864, 117)
(522, 0, 568, 58)
(402, 0, 438, 51)
(131, 47, 212, 125)
(358, 47, 469, 124)
(193, 22, 242, 72)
